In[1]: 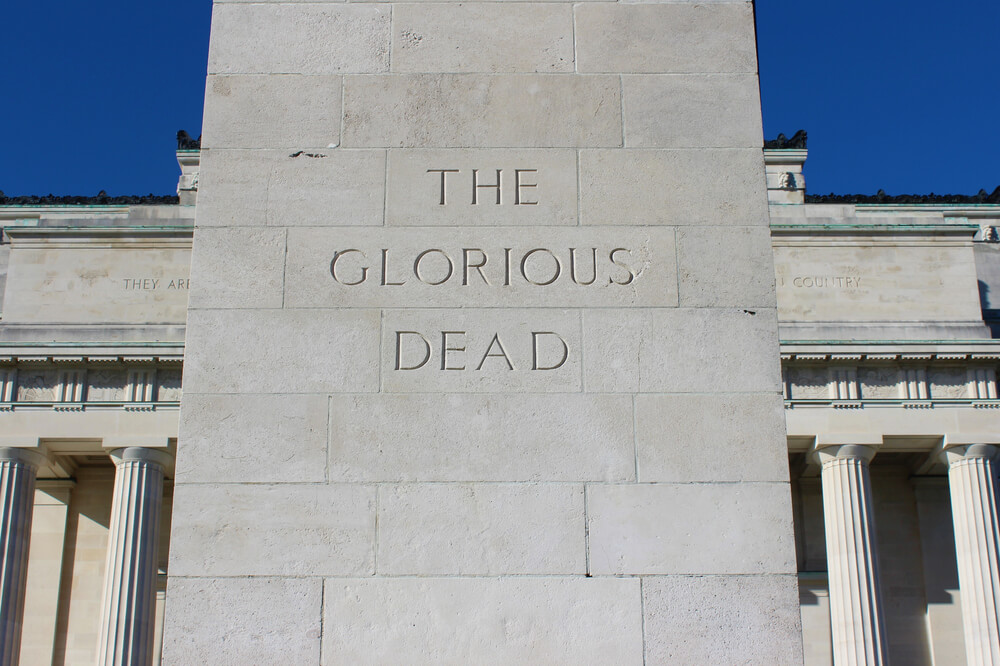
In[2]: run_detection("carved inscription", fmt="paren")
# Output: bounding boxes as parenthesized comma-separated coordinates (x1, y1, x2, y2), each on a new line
(427, 168, 539, 206)
(777, 276, 862, 289)
(395, 330, 569, 372)
(331, 247, 637, 288)
(380, 310, 583, 393)
(122, 278, 190, 290)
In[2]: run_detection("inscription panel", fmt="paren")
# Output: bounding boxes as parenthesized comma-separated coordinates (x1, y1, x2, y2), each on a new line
(382, 309, 581, 392)
(284, 226, 677, 308)
(3, 246, 191, 325)
(773, 242, 983, 323)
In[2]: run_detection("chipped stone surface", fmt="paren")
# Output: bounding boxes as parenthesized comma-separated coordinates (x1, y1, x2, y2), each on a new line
(392, 4, 574, 73)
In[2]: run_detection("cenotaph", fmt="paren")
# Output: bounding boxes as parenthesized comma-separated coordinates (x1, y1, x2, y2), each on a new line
(163, 0, 804, 661)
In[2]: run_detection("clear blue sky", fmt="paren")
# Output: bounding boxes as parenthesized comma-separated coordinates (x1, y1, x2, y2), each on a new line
(1, 1, 997, 197)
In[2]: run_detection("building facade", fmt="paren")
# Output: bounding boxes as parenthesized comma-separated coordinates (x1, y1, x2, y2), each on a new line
(0, 141, 998, 663)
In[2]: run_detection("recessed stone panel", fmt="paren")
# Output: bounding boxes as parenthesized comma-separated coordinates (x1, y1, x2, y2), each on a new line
(162, 577, 322, 665)
(202, 75, 342, 150)
(575, 4, 757, 74)
(773, 237, 986, 324)
(208, 4, 390, 75)
(386, 149, 577, 226)
(579, 148, 768, 226)
(377, 483, 585, 574)
(169, 484, 375, 577)
(328, 393, 635, 482)
(322, 577, 643, 663)
(183, 309, 380, 394)
(623, 74, 763, 148)
(392, 4, 573, 73)
(284, 226, 676, 308)
(342, 74, 622, 148)
(196, 149, 387, 227)
(587, 483, 797, 574)
(2, 242, 191, 325)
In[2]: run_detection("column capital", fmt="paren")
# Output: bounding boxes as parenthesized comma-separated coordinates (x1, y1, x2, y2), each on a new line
(108, 447, 174, 471)
(0, 447, 49, 470)
(942, 443, 998, 466)
(812, 443, 879, 467)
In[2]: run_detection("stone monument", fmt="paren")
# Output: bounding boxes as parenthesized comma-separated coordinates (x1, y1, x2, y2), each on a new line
(163, 0, 804, 661)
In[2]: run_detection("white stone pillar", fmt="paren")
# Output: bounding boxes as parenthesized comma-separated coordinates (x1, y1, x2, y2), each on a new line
(97, 447, 172, 666)
(816, 444, 888, 665)
(0, 448, 46, 664)
(944, 444, 1000, 665)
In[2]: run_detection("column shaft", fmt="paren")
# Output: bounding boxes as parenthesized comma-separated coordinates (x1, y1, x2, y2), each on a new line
(818, 445, 887, 666)
(97, 448, 170, 666)
(946, 445, 1000, 665)
(0, 448, 43, 664)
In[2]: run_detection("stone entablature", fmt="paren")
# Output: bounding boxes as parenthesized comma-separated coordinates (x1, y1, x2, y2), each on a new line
(782, 350, 1000, 405)
(0, 356, 182, 407)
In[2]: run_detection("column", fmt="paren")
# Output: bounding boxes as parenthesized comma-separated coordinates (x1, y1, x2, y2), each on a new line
(944, 444, 1000, 665)
(0, 447, 47, 664)
(816, 445, 888, 665)
(97, 447, 171, 666)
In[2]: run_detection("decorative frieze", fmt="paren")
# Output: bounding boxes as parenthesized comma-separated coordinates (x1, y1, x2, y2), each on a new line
(0, 357, 182, 405)
(783, 354, 999, 405)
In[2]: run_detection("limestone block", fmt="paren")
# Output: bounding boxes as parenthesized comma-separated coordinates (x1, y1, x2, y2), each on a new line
(587, 483, 796, 574)
(676, 226, 776, 307)
(622, 74, 762, 148)
(583, 308, 782, 393)
(161, 577, 321, 665)
(377, 483, 585, 574)
(284, 226, 676, 308)
(196, 149, 386, 227)
(575, 4, 756, 74)
(169, 484, 375, 576)
(202, 75, 342, 150)
(643, 575, 803, 664)
(175, 394, 328, 483)
(381, 309, 582, 393)
(392, 4, 573, 73)
(342, 74, 622, 148)
(385, 149, 577, 226)
(328, 394, 634, 482)
(636, 393, 789, 483)
(579, 148, 768, 226)
(322, 577, 643, 663)
(208, 4, 390, 74)
(182, 309, 379, 394)
(187, 227, 285, 309)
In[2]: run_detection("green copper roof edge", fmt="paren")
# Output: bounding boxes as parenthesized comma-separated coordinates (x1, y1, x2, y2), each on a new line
(0, 342, 183, 348)
(781, 339, 1000, 345)
(770, 224, 980, 231)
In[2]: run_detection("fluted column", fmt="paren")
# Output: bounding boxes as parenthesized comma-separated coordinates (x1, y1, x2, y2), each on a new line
(0, 447, 46, 664)
(97, 447, 172, 666)
(944, 444, 1000, 665)
(816, 444, 887, 665)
